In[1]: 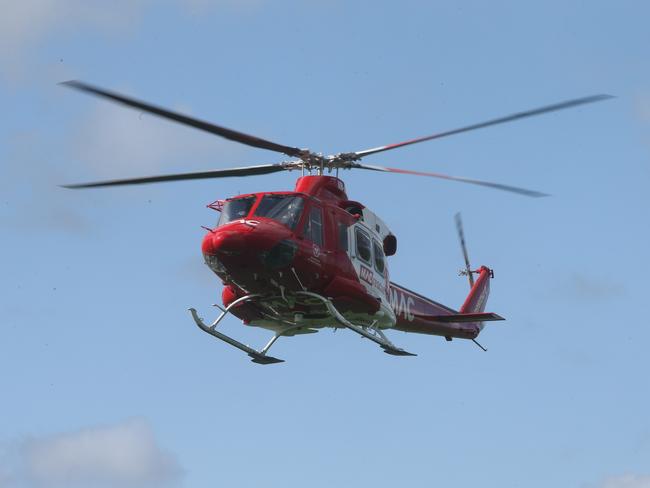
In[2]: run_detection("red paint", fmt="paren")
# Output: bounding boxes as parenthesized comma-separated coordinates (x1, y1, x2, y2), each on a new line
(202, 175, 500, 341)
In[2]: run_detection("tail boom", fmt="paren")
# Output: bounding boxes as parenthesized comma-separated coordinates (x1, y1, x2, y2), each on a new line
(389, 266, 501, 340)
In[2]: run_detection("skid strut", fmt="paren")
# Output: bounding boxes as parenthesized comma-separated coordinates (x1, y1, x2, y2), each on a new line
(189, 294, 286, 365)
(297, 291, 416, 357)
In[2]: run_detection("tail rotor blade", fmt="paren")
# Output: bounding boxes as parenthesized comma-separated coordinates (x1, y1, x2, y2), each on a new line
(455, 213, 474, 288)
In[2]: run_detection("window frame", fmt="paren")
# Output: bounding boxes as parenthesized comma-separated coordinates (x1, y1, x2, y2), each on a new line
(303, 205, 324, 246)
(217, 196, 256, 227)
(253, 193, 305, 231)
(372, 239, 385, 274)
(354, 227, 372, 264)
(338, 222, 349, 253)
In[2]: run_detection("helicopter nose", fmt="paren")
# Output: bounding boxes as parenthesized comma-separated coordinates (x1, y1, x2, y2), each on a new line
(202, 224, 255, 277)
(202, 220, 295, 276)
(201, 227, 250, 256)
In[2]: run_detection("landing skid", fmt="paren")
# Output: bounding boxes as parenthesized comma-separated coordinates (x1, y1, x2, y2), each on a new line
(190, 291, 416, 364)
(190, 294, 288, 365)
(297, 291, 417, 357)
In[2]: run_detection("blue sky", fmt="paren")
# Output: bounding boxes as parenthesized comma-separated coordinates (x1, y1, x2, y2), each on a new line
(1, 1, 649, 487)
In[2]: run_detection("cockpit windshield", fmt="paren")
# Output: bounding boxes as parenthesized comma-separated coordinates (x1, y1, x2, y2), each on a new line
(217, 196, 255, 227)
(254, 194, 304, 230)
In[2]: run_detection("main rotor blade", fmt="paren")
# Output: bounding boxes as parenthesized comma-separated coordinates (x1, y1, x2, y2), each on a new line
(61, 163, 288, 189)
(60, 80, 304, 157)
(354, 163, 548, 197)
(354, 94, 614, 158)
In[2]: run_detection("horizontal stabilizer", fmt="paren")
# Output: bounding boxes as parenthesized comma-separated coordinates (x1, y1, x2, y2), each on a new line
(421, 312, 505, 323)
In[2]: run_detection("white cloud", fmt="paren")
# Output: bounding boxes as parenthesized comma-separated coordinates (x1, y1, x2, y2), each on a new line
(0, 0, 148, 82)
(1, 129, 91, 234)
(2, 84, 248, 234)
(1, 419, 182, 488)
(71, 99, 234, 177)
(0, 0, 269, 82)
(569, 273, 626, 301)
(637, 94, 650, 123)
(547, 272, 627, 303)
(597, 474, 650, 488)
(181, 0, 264, 14)
(637, 93, 650, 153)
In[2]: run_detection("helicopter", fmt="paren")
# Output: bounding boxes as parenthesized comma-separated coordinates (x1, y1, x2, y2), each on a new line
(61, 81, 611, 364)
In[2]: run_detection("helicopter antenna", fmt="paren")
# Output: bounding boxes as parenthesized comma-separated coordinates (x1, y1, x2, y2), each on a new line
(455, 213, 474, 288)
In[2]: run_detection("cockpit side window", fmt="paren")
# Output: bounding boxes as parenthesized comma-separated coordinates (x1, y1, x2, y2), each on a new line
(355, 228, 372, 263)
(373, 240, 385, 274)
(338, 223, 349, 252)
(218, 196, 255, 226)
(303, 206, 323, 246)
(254, 194, 304, 230)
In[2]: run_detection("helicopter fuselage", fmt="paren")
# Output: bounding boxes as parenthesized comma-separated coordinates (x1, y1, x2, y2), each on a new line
(202, 175, 484, 340)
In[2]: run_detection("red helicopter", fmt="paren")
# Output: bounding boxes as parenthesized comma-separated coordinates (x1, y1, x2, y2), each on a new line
(62, 81, 611, 364)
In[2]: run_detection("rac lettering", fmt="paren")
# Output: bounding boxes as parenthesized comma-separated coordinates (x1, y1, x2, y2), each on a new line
(359, 265, 373, 285)
(389, 288, 415, 322)
(359, 265, 386, 292)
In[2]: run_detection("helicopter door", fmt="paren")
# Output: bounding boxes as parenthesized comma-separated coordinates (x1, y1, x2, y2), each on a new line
(351, 226, 386, 299)
(296, 204, 326, 288)
(303, 205, 323, 250)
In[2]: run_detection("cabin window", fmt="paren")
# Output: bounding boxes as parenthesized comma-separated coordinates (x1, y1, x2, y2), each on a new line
(254, 194, 304, 230)
(218, 196, 255, 226)
(355, 228, 372, 263)
(303, 206, 323, 246)
(338, 223, 348, 252)
(373, 240, 385, 274)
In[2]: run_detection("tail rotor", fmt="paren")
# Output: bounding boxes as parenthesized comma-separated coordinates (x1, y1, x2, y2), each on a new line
(455, 213, 475, 288)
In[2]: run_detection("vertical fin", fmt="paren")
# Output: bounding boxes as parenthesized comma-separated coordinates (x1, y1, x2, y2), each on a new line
(459, 266, 493, 330)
